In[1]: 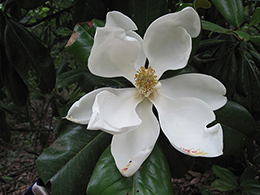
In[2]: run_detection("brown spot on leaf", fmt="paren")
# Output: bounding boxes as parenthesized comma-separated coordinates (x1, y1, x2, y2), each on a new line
(65, 30, 78, 47)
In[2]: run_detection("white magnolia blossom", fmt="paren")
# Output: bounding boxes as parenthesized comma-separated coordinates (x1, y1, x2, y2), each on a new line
(66, 7, 227, 177)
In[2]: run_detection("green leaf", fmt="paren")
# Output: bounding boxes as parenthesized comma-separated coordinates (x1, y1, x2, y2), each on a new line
(233, 48, 260, 114)
(240, 166, 259, 185)
(252, 149, 260, 164)
(211, 179, 238, 191)
(194, 0, 211, 10)
(215, 101, 256, 155)
(234, 31, 250, 41)
(211, 0, 243, 28)
(56, 27, 73, 37)
(78, 71, 132, 93)
(196, 39, 226, 54)
(128, 0, 168, 37)
(249, 7, 260, 27)
(250, 36, 260, 53)
(241, 180, 260, 195)
(212, 165, 238, 186)
(0, 109, 10, 142)
(0, 45, 28, 106)
(36, 122, 112, 195)
(56, 68, 85, 88)
(158, 132, 194, 178)
(4, 18, 56, 93)
(66, 20, 104, 66)
(201, 20, 232, 35)
(87, 144, 173, 195)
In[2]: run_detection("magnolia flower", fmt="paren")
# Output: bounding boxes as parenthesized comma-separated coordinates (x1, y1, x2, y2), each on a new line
(66, 7, 227, 177)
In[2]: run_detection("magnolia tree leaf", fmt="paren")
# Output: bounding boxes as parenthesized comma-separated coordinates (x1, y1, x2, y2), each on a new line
(78, 71, 132, 93)
(56, 68, 85, 88)
(65, 19, 104, 66)
(215, 101, 256, 155)
(249, 7, 260, 27)
(194, 0, 211, 10)
(87, 144, 173, 195)
(250, 36, 260, 53)
(233, 48, 260, 115)
(211, 0, 243, 28)
(211, 165, 238, 191)
(4, 18, 56, 93)
(0, 46, 28, 106)
(240, 166, 259, 185)
(201, 20, 232, 35)
(241, 180, 260, 195)
(158, 132, 194, 178)
(36, 122, 112, 195)
(112, 0, 168, 37)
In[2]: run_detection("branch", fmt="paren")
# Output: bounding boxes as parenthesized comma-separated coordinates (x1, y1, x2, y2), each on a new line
(22, 6, 73, 27)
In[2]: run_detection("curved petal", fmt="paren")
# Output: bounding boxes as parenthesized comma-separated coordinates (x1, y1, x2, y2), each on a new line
(159, 73, 227, 110)
(151, 94, 223, 157)
(65, 87, 108, 124)
(88, 88, 144, 134)
(88, 26, 141, 84)
(106, 11, 137, 31)
(111, 98, 160, 177)
(143, 7, 201, 78)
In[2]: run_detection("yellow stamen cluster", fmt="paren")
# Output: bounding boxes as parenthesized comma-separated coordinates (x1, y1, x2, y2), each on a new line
(134, 66, 158, 97)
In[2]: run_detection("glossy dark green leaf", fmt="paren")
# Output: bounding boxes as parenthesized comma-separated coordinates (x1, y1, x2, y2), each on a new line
(66, 20, 104, 66)
(240, 166, 259, 185)
(4, 18, 56, 93)
(207, 48, 237, 97)
(215, 101, 256, 155)
(201, 20, 232, 35)
(112, 0, 167, 37)
(212, 165, 238, 186)
(158, 132, 194, 178)
(196, 39, 226, 54)
(128, 0, 168, 37)
(72, 0, 106, 26)
(56, 68, 85, 88)
(0, 45, 28, 106)
(250, 36, 260, 53)
(249, 7, 260, 27)
(234, 31, 250, 41)
(0, 108, 10, 142)
(87, 144, 173, 195)
(241, 180, 260, 195)
(79, 71, 132, 93)
(36, 122, 112, 195)
(16, 0, 48, 10)
(211, 179, 238, 191)
(211, 0, 243, 28)
(233, 49, 260, 114)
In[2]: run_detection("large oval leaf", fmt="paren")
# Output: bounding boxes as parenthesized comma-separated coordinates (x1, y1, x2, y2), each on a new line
(36, 121, 112, 195)
(215, 101, 256, 155)
(4, 18, 56, 93)
(66, 19, 104, 66)
(87, 144, 173, 195)
(211, 0, 243, 28)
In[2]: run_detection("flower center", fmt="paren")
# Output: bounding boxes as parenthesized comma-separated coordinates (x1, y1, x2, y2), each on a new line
(134, 66, 158, 97)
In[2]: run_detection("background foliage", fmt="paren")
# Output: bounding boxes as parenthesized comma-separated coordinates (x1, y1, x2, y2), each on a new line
(0, 0, 260, 194)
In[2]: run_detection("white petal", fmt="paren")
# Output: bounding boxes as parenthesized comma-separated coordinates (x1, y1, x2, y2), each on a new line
(65, 87, 107, 124)
(88, 88, 143, 134)
(106, 11, 137, 31)
(151, 94, 223, 157)
(143, 7, 201, 78)
(88, 26, 141, 84)
(111, 99, 160, 177)
(159, 73, 227, 110)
